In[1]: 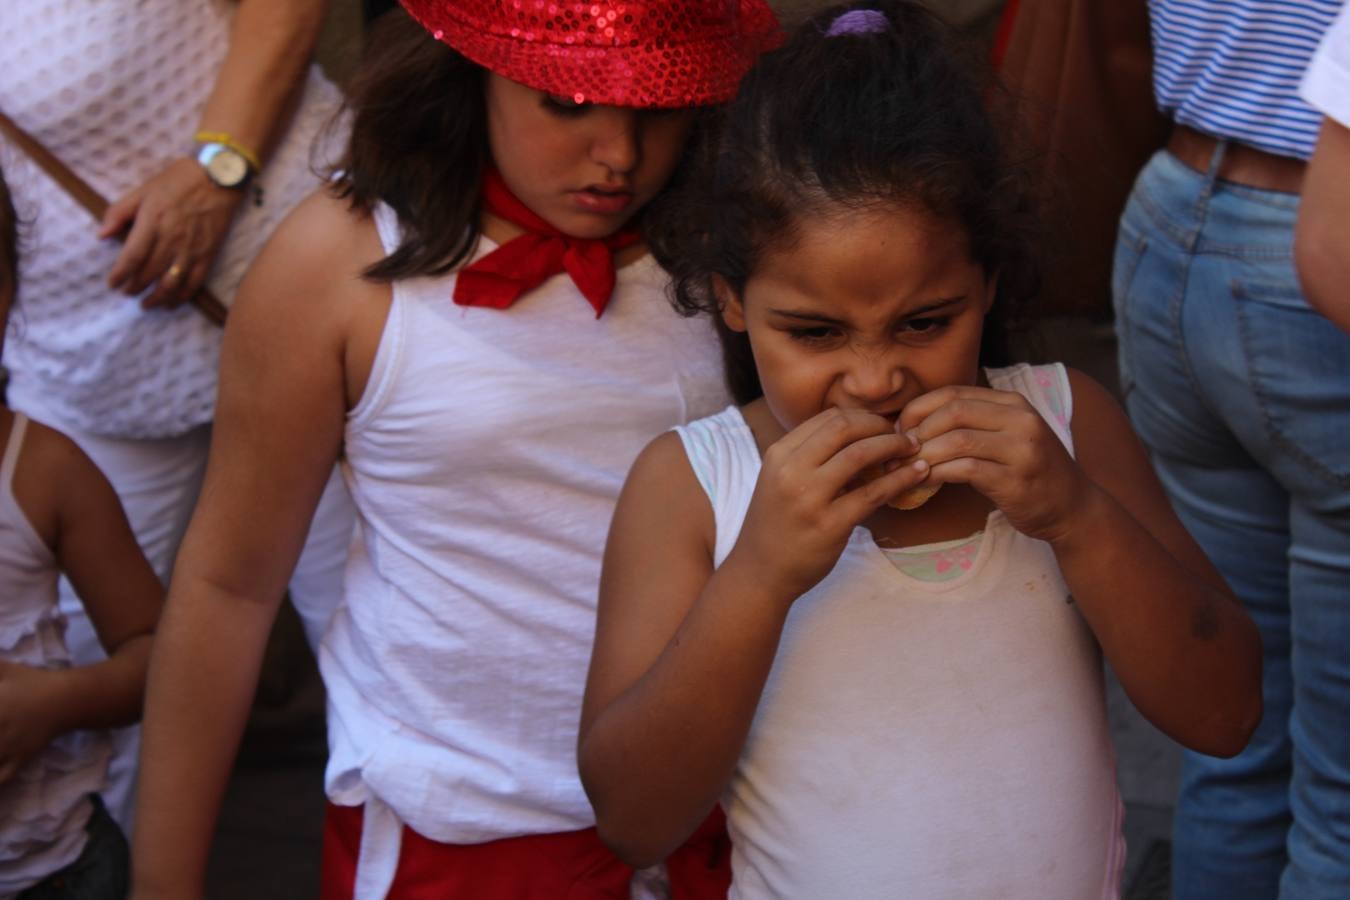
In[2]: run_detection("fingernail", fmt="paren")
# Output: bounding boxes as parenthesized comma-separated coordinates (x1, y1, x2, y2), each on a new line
(905, 430, 920, 448)
(912, 458, 929, 473)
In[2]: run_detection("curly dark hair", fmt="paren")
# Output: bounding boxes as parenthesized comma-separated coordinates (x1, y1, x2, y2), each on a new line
(646, 0, 1042, 403)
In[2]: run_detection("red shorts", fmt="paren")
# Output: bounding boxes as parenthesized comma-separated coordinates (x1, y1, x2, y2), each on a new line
(320, 802, 732, 899)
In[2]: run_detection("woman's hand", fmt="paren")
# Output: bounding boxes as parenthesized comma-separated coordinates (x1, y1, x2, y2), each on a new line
(0, 660, 59, 784)
(729, 407, 926, 601)
(99, 158, 243, 310)
(899, 385, 1093, 544)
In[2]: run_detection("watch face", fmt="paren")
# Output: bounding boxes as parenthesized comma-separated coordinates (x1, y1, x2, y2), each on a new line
(202, 145, 248, 187)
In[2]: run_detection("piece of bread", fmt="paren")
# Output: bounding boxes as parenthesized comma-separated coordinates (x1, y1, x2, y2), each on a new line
(887, 480, 942, 510)
(856, 459, 942, 510)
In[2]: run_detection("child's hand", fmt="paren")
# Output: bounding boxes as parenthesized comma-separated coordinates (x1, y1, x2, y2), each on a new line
(899, 385, 1093, 544)
(729, 407, 927, 600)
(0, 660, 59, 784)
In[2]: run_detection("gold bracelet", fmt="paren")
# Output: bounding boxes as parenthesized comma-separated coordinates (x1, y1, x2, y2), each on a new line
(193, 131, 261, 172)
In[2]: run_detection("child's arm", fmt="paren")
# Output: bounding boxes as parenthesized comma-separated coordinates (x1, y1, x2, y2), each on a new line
(579, 408, 924, 867)
(130, 191, 386, 900)
(901, 369, 1262, 757)
(0, 428, 161, 784)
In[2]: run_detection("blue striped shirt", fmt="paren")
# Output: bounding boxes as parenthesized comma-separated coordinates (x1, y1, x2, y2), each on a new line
(1150, 0, 1344, 159)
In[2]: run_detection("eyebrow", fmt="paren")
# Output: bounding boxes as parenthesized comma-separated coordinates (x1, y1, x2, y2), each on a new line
(765, 296, 968, 323)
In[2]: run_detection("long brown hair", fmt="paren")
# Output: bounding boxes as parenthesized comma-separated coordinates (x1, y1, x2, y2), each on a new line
(332, 10, 489, 281)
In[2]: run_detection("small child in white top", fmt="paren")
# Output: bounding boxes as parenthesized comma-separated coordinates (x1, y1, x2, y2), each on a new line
(578, 3, 1264, 898)
(0, 165, 161, 898)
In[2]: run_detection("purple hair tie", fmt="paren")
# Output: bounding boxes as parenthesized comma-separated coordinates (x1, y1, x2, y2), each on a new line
(825, 9, 890, 37)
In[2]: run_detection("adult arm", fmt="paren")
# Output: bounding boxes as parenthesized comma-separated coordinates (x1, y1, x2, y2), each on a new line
(1295, 117, 1350, 332)
(130, 191, 385, 900)
(101, 0, 332, 308)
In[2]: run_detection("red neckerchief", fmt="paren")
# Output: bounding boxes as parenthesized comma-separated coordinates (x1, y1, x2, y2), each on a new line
(453, 169, 642, 318)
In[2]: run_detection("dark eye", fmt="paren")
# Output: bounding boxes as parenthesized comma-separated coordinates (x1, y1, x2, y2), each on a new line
(902, 316, 951, 335)
(542, 94, 590, 117)
(788, 326, 839, 344)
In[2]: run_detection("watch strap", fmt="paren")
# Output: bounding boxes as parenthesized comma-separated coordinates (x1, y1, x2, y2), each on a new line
(192, 130, 260, 172)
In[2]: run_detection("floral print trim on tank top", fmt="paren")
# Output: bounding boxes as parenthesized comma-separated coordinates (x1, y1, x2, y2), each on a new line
(881, 532, 985, 582)
(876, 363, 1070, 583)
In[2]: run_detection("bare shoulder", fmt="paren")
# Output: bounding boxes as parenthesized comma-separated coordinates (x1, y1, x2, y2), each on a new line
(1064, 367, 1132, 458)
(278, 188, 382, 258)
(603, 429, 718, 583)
(226, 187, 392, 409)
(586, 428, 718, 730)
(233, 187, 387, 322)
(21, 417, 106, 490)
(265, 187, 376, 250)
(622, 430, 714, 549)
(11, 417, 118, 551)
(630, 429, 698, 481)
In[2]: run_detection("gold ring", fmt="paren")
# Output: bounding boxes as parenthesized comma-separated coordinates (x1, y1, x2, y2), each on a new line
(165, 264, 184, 282)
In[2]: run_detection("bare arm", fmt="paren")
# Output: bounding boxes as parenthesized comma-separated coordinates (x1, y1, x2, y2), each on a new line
(1295, 117, 1350, 332)
(1056, 371, 1261, 755)
(130, 192, 385, 900)
(44, 429, 162, 731)
(0, 429, 162, 783)
(579, 410, 926, 867)
(900, 370, 1261, 756)
(102, 0, 333, 307)
(1044, 372, 1262, 754)
(193, 0, 333, 164)
(579, 435, 790, 867)
(903, 371, 1262, 755)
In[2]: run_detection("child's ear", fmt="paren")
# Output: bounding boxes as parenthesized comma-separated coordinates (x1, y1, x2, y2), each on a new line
(713, 275, 748, 332)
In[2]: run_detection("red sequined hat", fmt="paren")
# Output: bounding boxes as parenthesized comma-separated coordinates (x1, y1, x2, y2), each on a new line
(399, 0, 783, 107)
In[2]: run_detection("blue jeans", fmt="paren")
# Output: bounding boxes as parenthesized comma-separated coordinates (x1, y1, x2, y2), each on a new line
(1113, 148, 1350, 899)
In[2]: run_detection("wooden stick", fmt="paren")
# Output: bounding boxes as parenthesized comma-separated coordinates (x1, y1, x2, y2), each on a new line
(0, 111, 228, 327)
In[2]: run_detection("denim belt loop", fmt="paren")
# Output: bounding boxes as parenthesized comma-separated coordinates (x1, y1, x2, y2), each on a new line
(1185, 138, 1228, 251)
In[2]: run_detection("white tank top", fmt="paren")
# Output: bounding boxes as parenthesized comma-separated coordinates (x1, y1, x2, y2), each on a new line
(0, 414, 111, 896)
(675, 364, 1126, 900)
(319, 204, 729, 896)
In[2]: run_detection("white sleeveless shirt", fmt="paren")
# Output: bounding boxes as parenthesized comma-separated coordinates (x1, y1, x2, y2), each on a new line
(319, 205, 729, 896)
(675, 364, 1126, 900)
(0, 415, 111, 896)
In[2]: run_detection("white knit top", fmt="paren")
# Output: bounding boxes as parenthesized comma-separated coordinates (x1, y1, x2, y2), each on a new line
(0, 414, 112, 897)
(0, 0, 346, 438)
(674, 364, 1126, 900)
